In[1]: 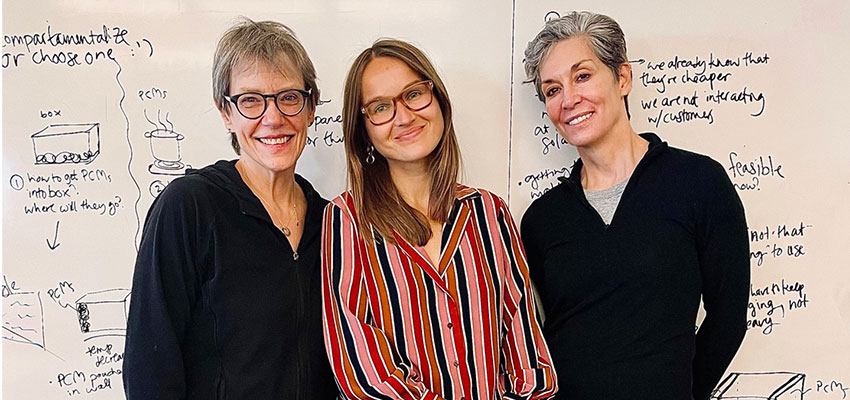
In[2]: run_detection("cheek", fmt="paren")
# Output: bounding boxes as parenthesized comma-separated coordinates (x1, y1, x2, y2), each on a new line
(364, 124, 390, 152)
(544, 100, 561, 123)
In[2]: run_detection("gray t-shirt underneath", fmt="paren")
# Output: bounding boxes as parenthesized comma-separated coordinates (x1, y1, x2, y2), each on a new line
(584, 179, 629, 225)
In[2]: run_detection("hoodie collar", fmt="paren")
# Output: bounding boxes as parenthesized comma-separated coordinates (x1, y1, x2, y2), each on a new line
(559, 132, 668, 187)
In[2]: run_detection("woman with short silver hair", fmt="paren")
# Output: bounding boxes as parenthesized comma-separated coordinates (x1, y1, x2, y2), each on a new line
(520, 11, 749, 400)
(124, 18, 338, 399)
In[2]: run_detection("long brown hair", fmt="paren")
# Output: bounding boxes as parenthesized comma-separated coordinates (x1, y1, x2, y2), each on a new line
(342, 39, 461, 246)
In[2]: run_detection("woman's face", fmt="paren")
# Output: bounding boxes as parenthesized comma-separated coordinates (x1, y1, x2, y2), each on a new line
(219, 59, 313, 176)
(360, 56, 444, 172)
(538, 36, 631, 149)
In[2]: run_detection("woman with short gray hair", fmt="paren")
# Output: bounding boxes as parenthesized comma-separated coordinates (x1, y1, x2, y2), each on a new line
(519, 11, 749, 400)
(124, 18, 338, 399)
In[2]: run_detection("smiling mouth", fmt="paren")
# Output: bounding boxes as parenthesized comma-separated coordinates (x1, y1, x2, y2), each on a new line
(567, 112, 593, 125)
(395, 126, 424, 141)
(257, 136, 293, 145)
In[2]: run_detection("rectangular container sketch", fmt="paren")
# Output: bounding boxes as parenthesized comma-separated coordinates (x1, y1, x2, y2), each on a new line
(713, 372, 806, 399)
(75, 288, 130, 337)
(31, 122, 100, 165)
(2, 292, 46, 348)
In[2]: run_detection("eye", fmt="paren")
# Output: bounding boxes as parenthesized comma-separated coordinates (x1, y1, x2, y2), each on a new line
(279, 92, 300, 104)
(544, 86, 561, 98)
(405, 89, 423, 101)
(239, 94, 262, 107)
(576, 73, 591, 82)
(370, 101, 392, 115)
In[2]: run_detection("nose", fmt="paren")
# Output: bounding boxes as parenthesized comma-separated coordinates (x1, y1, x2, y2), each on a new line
(393, 98, 415, 126)
(260, 98, 284, 125)
(561, 85, 580, 110)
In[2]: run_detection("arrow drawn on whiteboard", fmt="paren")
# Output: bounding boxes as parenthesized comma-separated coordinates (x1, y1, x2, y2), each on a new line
(46, 221, 61, 250)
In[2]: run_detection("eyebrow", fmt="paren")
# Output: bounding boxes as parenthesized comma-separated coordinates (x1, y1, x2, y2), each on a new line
(541, 59, 593, 85)
(233, 86, 301, 94)
(363, 79, 423, 105)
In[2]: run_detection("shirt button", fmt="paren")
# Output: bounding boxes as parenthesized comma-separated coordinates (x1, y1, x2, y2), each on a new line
(453, 361, 459, 367)
(447, 323, 453, 329)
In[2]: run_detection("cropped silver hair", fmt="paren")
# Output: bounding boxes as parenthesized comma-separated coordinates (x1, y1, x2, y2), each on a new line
(212, 18, 320, 154)
(523, 11, 628, 102)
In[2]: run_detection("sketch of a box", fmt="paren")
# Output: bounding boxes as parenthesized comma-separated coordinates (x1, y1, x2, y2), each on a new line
(75, 289, 131, 334)
(31, 122, 101, 165)
(713, 372, 805, 400)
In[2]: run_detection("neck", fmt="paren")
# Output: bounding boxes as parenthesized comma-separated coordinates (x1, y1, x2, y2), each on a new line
(577, 126, 647, 191)
(236, 159, 298, 206)
(388, 160, 432, 218)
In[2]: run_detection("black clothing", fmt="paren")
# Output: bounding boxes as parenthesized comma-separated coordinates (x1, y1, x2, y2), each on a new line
(123, 160, 338, 400)
(521, 133, 749, 400)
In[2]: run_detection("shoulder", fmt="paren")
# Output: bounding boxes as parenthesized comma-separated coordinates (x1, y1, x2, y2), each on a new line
(151, 172, 223, 214)
(523, 178, 572, 222)
(659, 146, 734, 197)
(295, 173, 330, 208)
(457, 185, 507, 214)
(326, 192, 358, 223)
(659, 144, 727, 178)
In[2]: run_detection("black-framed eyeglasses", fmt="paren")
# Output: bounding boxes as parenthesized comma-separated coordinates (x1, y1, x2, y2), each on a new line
(225, 88, 312, 119)
(361, 80, 434, 125)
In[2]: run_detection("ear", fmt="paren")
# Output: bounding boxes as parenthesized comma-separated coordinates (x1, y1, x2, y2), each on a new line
(305, 104, 316, 128)
(217, 100, 234, 132)
(618, 63, 633, 96)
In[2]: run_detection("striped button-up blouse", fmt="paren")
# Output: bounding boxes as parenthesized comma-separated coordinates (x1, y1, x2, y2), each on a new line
(322, 186, 558, 400)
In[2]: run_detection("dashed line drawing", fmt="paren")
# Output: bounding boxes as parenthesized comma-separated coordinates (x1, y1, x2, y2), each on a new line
(144, 109, 189, 176)
(75, 288, 131, 341)
(713, 371, 806, 399)
(31, 122, 101, 165)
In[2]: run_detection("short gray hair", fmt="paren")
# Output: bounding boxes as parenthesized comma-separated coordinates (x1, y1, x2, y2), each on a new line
(212, 18, 320, 154)
(523, 11, 628, 102)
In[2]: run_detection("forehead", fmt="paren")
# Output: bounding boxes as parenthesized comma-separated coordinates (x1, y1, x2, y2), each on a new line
(360, 57, 422, 100)
(539, 36, 600, 79)
(230, 56, 301, 88)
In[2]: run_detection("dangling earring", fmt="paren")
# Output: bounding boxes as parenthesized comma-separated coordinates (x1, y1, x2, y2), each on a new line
(366, 145, 376, 165)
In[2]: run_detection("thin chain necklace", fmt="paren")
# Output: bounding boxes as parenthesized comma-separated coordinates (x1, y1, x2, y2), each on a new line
(279, 202, 299, 237)
(254, 188, 300, 237)
(237, 162, 300, 237)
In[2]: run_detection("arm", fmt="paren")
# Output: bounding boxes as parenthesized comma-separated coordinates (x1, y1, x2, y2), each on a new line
(321, 201, 444, 400)
(123, 183, 205, 399)
(494, 197, 558, 399)
(692, 160, 750, 400)
(519, 205, 547, 316)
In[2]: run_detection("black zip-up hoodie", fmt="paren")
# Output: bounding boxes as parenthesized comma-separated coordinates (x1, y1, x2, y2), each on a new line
(124, 160, 338, 399)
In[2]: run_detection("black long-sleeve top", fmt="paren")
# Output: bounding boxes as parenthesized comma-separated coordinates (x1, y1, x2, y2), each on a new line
(123, 160, 338, 399)
(520, 133, 749, 400)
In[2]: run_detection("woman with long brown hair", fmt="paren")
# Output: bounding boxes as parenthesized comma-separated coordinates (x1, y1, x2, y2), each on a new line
(321, 39, 558, 399)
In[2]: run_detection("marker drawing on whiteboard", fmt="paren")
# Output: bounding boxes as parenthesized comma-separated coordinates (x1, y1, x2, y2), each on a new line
(75, 288, 130, 341)
(143, 109, 190, 176)
(712, 371, 805, 399)
(31, 123, 100, 165)
(46, 220, 61, 250)
(110, 54, 143, 251)
(2, 277, 65, 360)
(634, 51, 769, 126)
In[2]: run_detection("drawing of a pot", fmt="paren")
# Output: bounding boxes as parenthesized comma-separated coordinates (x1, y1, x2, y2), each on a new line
(145, 128, 187, 175)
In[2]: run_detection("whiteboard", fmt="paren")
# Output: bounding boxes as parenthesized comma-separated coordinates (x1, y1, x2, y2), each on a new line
(2, 0, 849, 399)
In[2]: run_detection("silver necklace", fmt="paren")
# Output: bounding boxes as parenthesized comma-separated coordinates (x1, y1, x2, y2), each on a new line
(280, 203, 299, 237)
